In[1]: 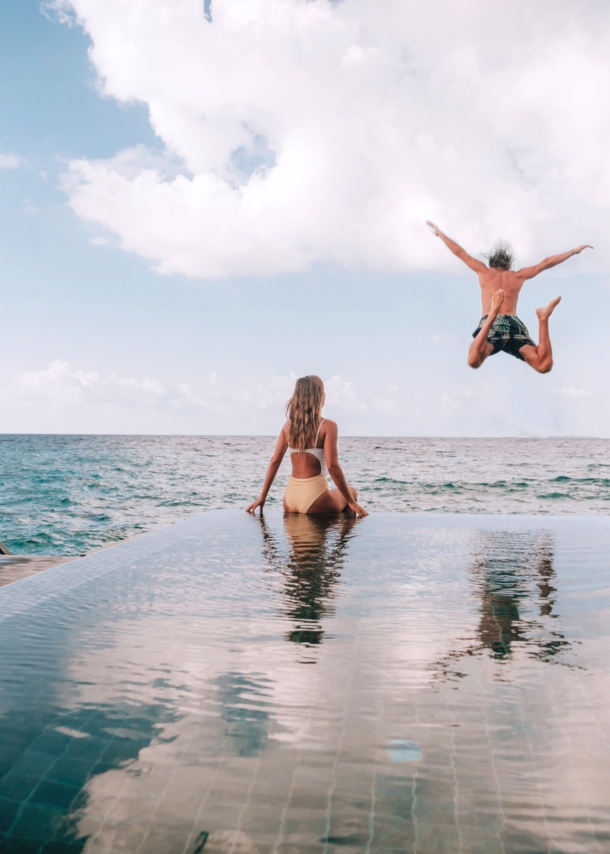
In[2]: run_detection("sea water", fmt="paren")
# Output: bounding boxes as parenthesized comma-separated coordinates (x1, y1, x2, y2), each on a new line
(1, 434, 610, 554)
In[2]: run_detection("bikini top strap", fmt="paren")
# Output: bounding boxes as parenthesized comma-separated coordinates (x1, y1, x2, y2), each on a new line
(314, 418, 325, 446)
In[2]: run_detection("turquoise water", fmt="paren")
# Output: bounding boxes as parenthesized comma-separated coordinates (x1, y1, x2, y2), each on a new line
(0, 511, 609, 852)
(2, 435, 610, 554)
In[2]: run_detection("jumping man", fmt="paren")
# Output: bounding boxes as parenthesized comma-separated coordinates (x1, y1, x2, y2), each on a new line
(427, 222, 593, 373)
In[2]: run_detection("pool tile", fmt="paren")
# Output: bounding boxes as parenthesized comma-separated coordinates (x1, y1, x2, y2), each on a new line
(0, 840, 45, 854)
(290, 765, 335, 789)
(8, 803, 67, 841)
(274, 846, 325, 854)
(104, 796, 160, 828)
(235, 810, 283, 844)
(280, 807, 329, 839)
(41, 842, 87, 854)
(30, 782, 80, 810)
(28, 733, 72, 758)
(137, 827, 192, 854)
(413, 822, 462, 854)
(92, 823, 147, 851)
(46, 758, 93, 788)
(0, 775, 40, 801)
(248, 783, 291, 806)
(63, 738, 108, 762)
(459, 840, 504, 854)
(373, 813, 416, 848)
(150, 797, 205, 827)
(0, 799, 19, 834)
(11, 752, 57, 779)
(194, 800, 247, 830)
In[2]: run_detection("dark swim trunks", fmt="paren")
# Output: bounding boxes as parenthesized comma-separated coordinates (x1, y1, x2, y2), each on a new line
(472, 314, 535, 361)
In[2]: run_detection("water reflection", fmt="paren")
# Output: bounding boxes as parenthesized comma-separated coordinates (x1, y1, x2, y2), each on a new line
(256, 513, 356, 651)
(0, 513, 608, 852)
(0, 700, 178, 851)
(434, 529, 575, 680)
(215, 671, 272, 757)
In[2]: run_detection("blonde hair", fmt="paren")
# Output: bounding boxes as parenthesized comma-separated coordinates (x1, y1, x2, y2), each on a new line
(285, 375, 325, 451)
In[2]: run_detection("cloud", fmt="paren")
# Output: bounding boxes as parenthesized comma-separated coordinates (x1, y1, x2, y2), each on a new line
(50, 0, 610, 279)
(13, 361, 365, 417)
(0, 153, 22, 169)
(324, 375, 365, 411)
(16, 360, 170, 407)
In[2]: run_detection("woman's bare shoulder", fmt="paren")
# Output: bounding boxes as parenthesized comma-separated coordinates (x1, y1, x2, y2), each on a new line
(321, 418, 338, 433)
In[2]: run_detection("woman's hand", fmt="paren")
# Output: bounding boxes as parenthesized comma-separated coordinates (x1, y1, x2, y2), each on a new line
(245, 496, 265, 514)
(348, 500, 369, 518)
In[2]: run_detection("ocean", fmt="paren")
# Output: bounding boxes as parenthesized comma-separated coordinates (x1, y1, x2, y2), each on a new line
(1, 434, 609, 555)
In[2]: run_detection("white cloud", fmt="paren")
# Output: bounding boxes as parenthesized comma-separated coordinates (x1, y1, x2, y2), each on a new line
(16, 360, 170, 407)
(12, 362, 366, 418)
(50, 0, 610, 279)
(0, 153, 22, 169)
(325, 374, 365, 410)
(6, 357, 610, 435)
(19, 360, 101, 403)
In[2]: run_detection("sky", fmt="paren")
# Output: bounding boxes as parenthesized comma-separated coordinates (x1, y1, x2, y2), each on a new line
(1, 0, 609, 436)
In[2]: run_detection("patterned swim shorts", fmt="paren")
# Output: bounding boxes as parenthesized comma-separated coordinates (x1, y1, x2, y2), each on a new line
(472, 314, 535, 361)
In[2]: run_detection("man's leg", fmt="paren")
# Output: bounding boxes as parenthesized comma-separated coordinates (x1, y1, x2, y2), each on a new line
(467, 289, 505, 369)
(519, 297, 561, 374)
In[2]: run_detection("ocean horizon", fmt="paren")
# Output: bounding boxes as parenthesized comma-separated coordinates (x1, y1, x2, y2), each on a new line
(2, 433, 610, 556)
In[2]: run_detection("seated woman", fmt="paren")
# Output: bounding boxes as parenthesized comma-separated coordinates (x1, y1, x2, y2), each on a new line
(246, 375, 368, 517)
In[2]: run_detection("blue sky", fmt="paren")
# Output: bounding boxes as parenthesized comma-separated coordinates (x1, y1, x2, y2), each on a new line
(1, 0, 608, 436)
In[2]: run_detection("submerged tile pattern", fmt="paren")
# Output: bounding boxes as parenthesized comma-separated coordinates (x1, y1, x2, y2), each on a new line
(0, 511, 609, 853)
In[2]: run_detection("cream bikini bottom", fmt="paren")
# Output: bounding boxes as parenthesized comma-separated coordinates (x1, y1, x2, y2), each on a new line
(284, 474, 328, 514)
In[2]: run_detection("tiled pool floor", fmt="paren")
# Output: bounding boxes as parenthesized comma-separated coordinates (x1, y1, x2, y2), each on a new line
(0, 511, 609, 853)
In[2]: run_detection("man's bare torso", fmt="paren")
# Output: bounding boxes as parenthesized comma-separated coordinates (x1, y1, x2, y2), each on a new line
(478, 268, 524, 316)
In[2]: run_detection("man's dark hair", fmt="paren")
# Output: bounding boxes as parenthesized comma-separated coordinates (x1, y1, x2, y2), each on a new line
(484, 241, 515, 270)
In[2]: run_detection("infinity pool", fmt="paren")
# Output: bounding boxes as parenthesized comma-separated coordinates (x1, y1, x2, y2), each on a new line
(0, 511, 609, 853)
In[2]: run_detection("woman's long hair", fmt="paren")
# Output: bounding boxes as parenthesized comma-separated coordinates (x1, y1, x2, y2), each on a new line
(285, 376, 325, 451)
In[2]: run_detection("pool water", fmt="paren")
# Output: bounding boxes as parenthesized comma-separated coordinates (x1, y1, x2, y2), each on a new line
(0, 511, 609, 853)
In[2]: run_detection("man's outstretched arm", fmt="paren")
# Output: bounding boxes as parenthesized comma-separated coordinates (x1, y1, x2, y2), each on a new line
(519, 244, 593, 280)
(427, 221, 487, 274)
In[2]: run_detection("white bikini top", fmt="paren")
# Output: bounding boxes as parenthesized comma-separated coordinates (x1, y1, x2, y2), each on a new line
(288, 420, 327, 475)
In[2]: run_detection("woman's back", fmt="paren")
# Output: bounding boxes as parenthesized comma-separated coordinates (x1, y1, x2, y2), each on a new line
(286, 419, 328, 478)
(246, 373, 367, 517)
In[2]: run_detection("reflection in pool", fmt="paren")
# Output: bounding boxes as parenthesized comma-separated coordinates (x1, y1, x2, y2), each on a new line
(432, 529, 576, 681)
(0, 511, 609, 853)
(258, 514, 356, 653)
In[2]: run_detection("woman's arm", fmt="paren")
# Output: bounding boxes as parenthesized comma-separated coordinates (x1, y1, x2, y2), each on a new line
(324, 421, 368, 517)
(246, 428, 288, 514)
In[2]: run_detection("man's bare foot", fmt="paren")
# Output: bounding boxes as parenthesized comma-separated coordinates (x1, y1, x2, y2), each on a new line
(536, 296, 561, 322)
(489, 289, 505, 318)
